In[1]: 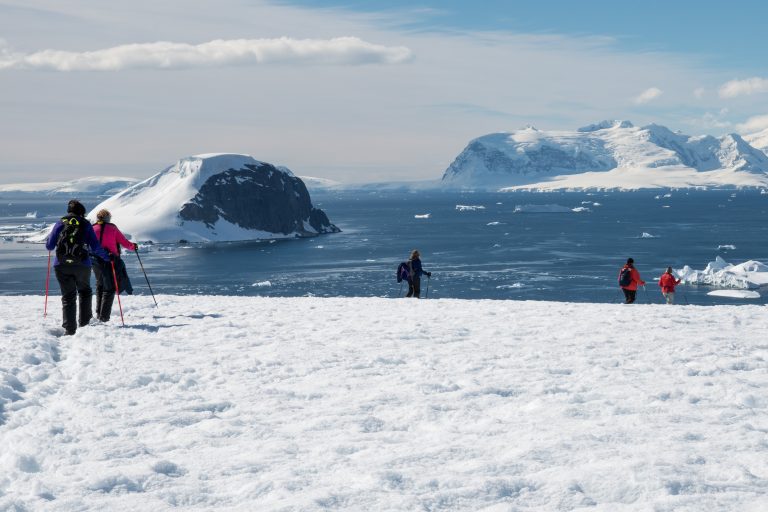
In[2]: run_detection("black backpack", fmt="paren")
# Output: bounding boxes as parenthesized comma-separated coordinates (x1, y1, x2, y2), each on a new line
(396, 261, 411, 283)
(56, 216, 89, 264)
(618, 267, 633, 287)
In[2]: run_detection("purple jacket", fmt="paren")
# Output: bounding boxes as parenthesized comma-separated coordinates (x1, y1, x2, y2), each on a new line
(45, 215, 110, 267)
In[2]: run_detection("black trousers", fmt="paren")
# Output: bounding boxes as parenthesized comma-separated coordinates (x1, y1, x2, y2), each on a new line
(54, 265, 93, 334)
(406, 277, 421, 298)
(93, 262, 116, 322)
(622, 288, 637, 304)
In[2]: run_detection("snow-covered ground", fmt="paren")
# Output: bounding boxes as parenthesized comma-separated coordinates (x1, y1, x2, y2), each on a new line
(2, 296, 767, 511)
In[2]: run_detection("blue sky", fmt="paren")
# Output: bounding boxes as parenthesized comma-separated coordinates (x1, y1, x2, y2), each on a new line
(282, 0, 768, 69)
(1, 0, 767, 183)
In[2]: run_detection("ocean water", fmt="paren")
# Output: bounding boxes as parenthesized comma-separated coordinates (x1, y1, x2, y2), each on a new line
(1, 190, 767, 305)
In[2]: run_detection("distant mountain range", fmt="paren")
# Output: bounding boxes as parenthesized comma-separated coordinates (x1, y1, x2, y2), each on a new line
(0, 177, 140, 197)
(441, 120, 768, 190)
(3, 121, 768, 195)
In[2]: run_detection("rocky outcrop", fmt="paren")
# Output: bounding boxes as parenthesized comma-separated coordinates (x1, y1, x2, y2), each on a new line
(179, 162, 338, 235)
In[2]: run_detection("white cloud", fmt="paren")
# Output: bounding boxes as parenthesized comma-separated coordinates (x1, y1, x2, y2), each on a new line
(735, 114, 768, 133)
(633, 87, 663, 104)
(687, 108, 731, 130)
(0, 37, 413, 71)
(718, 77, 768, 98)
(693, 87, 705, 99)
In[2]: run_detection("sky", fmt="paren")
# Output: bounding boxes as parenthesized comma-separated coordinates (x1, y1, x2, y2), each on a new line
(1, 0, 768, 184)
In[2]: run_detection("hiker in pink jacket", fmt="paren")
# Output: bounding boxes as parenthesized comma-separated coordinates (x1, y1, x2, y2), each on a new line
(92, 209, 138, 321)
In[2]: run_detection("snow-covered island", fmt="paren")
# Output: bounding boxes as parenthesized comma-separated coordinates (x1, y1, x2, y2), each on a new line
(441, 120, 768, 191)
(1, 296, 766, 510)
(85, 154, 339, 243)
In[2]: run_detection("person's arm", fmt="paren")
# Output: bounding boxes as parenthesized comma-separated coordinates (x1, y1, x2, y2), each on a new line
(634, 268, 645, 286)
(114, 226, 136, 251)
(45, 221, 63, 251)
(85, 224, 111, 261)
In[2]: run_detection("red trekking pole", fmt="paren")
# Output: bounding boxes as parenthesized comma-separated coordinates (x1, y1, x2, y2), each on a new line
(44, 251, 51, 318)
(111, 259, 125, 326)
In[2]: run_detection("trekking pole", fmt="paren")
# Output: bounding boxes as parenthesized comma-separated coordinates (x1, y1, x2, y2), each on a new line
(426, 275, 430, 298)
(44, 251, 51, 318)
(134, 248, 158, 307)
(398, 281, 404, 298)
(110, 260, 125, 326)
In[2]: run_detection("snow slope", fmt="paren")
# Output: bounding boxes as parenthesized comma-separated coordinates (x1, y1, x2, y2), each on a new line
(0, 177, 139, 197)
(2, 296, 767, 511)
(442, 120, 768, 190)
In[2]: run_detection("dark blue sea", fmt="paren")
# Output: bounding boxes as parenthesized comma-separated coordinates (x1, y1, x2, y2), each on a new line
(1, 190, 767, 305)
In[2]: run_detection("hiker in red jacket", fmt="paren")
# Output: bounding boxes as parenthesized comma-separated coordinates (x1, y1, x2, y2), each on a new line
(658, 266, 682, 304)
(618, 257, 645, 304)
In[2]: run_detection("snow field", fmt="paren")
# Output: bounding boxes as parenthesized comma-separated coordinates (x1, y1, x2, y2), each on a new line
(1, 296, 767, 511)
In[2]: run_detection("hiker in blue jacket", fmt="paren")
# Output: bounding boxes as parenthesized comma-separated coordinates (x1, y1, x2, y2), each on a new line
(406, 249, 431, 298)
(45, 199, 111, 335)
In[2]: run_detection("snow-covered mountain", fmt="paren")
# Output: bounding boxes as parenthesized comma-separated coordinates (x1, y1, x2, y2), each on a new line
(90, 154, 339, 243)
(0, 177, 139, 197)
(441, 120, 768, 190)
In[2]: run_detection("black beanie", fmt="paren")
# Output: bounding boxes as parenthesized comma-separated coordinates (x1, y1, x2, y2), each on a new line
(67, 200, 86, 216)
(627, 257, 634, 265)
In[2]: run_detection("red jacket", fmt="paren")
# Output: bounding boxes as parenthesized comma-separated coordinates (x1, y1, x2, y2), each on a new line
(619, 265, 645, 291)
(658, 273, 680, 293)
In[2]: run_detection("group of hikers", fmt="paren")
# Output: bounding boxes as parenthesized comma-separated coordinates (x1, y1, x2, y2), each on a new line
(44, 199, 683, 334)
(618, 257, 682, 304)
(46, 199, 137, 335)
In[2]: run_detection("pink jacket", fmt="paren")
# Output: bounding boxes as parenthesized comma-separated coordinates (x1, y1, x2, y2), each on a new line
(93, 222, 134, 256)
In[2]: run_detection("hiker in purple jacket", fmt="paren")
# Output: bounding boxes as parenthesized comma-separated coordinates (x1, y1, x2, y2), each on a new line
(406, 249, 432, 298)
(45, 199, 111, 335)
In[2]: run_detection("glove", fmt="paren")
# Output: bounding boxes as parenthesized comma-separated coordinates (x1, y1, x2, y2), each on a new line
(426, 272, 432, 277)
(133, 243, 139, 250)
(109, 253, 116, 262)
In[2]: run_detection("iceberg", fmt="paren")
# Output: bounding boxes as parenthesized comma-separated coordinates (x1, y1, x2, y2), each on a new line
(677, 257, 768, 289)
(707, 290, 761, 299)
(514, 204, 573, 213)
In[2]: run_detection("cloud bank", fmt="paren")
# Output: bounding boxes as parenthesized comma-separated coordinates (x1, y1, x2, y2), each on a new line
(736, 114, 768, 133)
(719, 77, 768, 98)
(633, 87, 662, 104)
(0, 37, 413, 71)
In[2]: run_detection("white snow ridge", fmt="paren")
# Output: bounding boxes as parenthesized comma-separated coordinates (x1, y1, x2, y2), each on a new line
(1, 296, 767, 510)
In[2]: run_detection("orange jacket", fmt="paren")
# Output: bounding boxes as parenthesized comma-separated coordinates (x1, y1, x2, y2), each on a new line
(658, 273, 680, 293)
(619, 265, 645, 290)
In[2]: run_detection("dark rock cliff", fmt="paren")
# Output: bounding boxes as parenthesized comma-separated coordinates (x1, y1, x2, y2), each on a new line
(178, 162, 339, 236)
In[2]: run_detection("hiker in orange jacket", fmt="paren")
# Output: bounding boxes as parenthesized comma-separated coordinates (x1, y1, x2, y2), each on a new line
(618, 257, 646, 304)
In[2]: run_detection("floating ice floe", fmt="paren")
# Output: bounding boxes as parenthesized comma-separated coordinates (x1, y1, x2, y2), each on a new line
(640, 232, 657, 239)
(677, 257, 768, 289)
(571, 206, 591, 212)
(707, 290, 761, 299)
(252, 281, 272, 287)
(455, 205, 485, 211)
(514, 204, 578, 213)
(24, 211, 38, 219)
(761, 189, 767, 195)
(414, 214, 431, 219)
(717, 244, 736, 250)
(592, 202, 602, 206)
(487, 221, 501, 226)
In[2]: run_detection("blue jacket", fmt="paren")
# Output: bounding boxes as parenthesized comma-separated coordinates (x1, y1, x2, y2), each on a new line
(46, 215, 110, 267)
